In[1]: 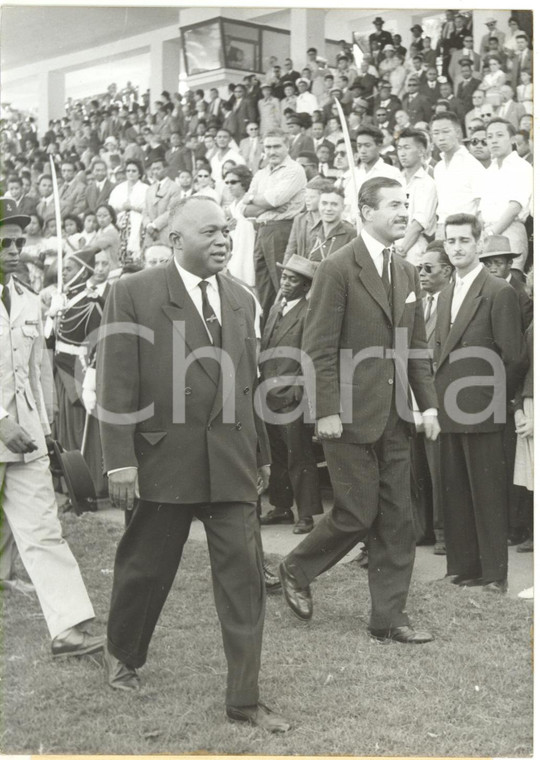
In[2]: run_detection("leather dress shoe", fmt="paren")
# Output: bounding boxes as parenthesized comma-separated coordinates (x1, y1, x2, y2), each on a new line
(369, 625, 434, 644)
(279, 562, 312, 621)
(517, 537, 533, 553)
(349, 546, 368, 568)
(226, 702, 291, 733)
(483, 579, 508, 594)
(293, 517, 314, 534)
(263, 564, 281, 593)
(260, 509, 294, 525)
(51, 628, 105, 659)
(451, 575, 482, 586)
(103, 647, 140, 691)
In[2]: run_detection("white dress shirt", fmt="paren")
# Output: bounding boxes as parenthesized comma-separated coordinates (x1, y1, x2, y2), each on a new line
(174, 260, 221, 339)
(451, 263, 483, 324)
(361, 228, 392, 279)
(282, 297, 301, 317)
(434, 146, 485, 224)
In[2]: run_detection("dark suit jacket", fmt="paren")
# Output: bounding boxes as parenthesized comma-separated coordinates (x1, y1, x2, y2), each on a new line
(259, 298, 309, 411)
(15, 195, 37, 216)
(373, 95, 402, 129)
(420, 82, 442, 107)
(85, 180, 114, 213)
(302, 236, 437, 444)
(434, 268, 523, 434)
(456, 77, 482, 115)
(289, 133, 315, 160)
(165, 147, 185, 179)
(223, 98, 258, 144)
(176, 145, 206, 175)
(401, 93, 433, 125)
(97, 261, 270, 504)
(509, 273, 533, 332)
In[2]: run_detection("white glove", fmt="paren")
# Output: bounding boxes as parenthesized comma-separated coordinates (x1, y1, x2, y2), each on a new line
(48, 292, 68, 318)
(81, 367, 97, 413)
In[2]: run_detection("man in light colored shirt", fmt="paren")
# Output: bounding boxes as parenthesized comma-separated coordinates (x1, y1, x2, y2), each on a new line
(295, 78, 319, 116)
(479, 117, 532, 273)
(395, 128, 437, 265)
(431, 111, 485, 237)
(244, 129, 307, 321)
(210, 128, 245, 182)
(434, 213, 522, 593)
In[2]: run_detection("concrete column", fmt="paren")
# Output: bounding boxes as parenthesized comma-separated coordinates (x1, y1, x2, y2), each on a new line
(38, 69, 65, 135)
(290, 8, 326, 61)
(149, 37, 181, 105)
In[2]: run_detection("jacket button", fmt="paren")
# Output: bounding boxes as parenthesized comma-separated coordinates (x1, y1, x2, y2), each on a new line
(388, 378, 394, 385)
(235, 422, 243, 430)
(243, 386, 250, 394)
(185, 387, 192, 395)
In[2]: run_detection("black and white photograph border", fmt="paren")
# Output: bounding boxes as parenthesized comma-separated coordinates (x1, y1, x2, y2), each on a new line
(0, 0, 535, 757)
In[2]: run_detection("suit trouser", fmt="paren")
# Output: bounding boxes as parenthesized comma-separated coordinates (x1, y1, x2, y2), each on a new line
(0, 457, 95, 638)
(284, 409, 415, 629)
(503, 418, 525, 532)
(267, 417, 323, 519)
(254, 220, 293, 324)
(440, 431, 508, 582)
(107, 500, 265, 707)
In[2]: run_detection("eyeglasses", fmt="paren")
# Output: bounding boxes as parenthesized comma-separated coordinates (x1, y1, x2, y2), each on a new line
(224, 179, 240, 185)
(0, 237, 26, 252)
(416, 263, 440, 274)
(469, 138, 487, 146)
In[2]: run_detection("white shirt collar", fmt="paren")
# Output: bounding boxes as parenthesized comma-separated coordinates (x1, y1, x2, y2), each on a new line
(455, 262, 483, 286)
(174, 259, 219, 294)
(361, 227, 389, 263)
(282, 296, 302, 316)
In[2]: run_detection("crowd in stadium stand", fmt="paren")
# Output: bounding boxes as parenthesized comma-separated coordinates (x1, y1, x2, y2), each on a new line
(0, 10, 534, 600)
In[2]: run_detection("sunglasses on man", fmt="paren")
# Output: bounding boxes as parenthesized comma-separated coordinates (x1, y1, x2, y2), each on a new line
(0, 237, 26, 252)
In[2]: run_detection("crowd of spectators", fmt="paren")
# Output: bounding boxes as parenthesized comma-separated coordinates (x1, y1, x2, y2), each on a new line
(0, 10, 534, 566)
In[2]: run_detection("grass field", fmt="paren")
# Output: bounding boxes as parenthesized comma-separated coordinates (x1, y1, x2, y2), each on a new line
(1, 511, 533, 757)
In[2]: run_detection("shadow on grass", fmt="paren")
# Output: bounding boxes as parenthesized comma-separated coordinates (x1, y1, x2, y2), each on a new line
(1, 511, 533, 757)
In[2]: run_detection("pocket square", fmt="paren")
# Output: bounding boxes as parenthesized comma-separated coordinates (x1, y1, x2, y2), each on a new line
(405, 292, 416, 304)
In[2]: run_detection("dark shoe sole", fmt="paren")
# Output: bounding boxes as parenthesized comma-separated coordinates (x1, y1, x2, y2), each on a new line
(52, 637, 105, 659)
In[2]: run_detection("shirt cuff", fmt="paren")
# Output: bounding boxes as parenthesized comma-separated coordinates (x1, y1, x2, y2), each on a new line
(422, 408, 438, 416)
(108, 466, 138, 476)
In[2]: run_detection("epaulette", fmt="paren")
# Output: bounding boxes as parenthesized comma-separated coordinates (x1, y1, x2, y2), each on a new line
(12, 275, 37, 295)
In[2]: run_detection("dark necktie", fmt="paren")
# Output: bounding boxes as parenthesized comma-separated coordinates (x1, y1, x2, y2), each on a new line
(198, 280, 221, 347)
(424, 294, 434, 322)
(1, 284, 11, 316)
(381, 248, 392, 305)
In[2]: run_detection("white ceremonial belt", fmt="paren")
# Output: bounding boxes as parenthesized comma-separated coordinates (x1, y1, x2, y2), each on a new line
(55, 340, 87, 357)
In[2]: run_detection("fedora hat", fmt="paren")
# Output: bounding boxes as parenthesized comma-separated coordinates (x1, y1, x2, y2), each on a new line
(49, 441, 97, 516)
(0, 197, 30, 230)
(373, 16, 385, 25)
(479, 235, 519, 260)
(277, 254, 318, 281)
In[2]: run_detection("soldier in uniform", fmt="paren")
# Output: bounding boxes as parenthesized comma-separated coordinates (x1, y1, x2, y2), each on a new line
(0, 197, 103, 657)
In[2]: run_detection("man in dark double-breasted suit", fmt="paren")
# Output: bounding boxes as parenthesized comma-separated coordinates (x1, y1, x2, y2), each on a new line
(434, 216, 523, 593)
(259, 255, 323, 534)
(279, 177, 440, 643)
(97, 196, 290, 733)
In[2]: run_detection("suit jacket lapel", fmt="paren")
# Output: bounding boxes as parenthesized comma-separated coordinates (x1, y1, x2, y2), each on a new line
(161, 260, 219, 386)
(437, 269, 486, 367)
(391, 254, 408, 325)
(353, 238, 392, 322)
(209, 274, 247, 421)
(272, 300, 304, 341)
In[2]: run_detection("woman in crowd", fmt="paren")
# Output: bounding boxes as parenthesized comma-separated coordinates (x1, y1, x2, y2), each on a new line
(192, 165, 219, 201)
(516, 71, 533, 114)
(79, 211, 99, 248)
(108, 158, 148, 263)
(90, 203, 121, 267)
(63, 214, 84, 252)
(479, 56, 507, 105)
(223, 165, 255, 287)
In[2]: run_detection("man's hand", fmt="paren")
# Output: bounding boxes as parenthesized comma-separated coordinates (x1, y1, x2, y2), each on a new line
(515, 409, 533, 438)
(0, 417, 38, 454)
(423, 414, 441, 441)
(257, 465, 271, 495)
(316, 414, 343, 440)
(108, 468, 139, 511)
